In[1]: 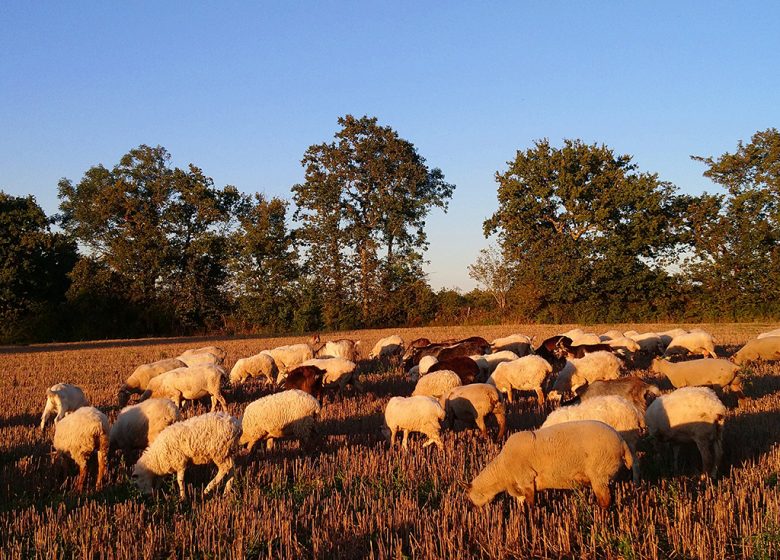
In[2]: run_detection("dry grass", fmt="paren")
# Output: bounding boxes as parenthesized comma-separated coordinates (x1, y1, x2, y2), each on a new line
(1, 323, 779, 559)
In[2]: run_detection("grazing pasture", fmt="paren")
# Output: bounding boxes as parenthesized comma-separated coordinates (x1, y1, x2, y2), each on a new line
(1, 323, 779, 559)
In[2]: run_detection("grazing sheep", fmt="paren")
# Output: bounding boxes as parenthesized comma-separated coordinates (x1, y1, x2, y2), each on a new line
(311, 336, 361, 361)
(41, 383, 89, 430)
(240, 390, 321, 452)
(549, 351, 622, 400)
(409, 355, 440, 381)
(369, 335, 404, 359)
(541, 396, 645, 482)
(440, 384, 506, 440)
(53, 406, 109, 491)
(607, 337, 642, 357)
(490, 334, 533, 356)
(600, 330, 624, 341)
(664, 332, 717, 359)
(401, 337, 432, 362)
(382, 396, 445, 450)
(428, 356, 481, 384)
(628, 332, 664, 355)
(177, 351, 221, 368)
(534, 335, 572, 372)
(659, 328, 688, 348)
(132, 412, 242, 499)
(757, 328, 780, 340)
(650, 357, 743, 393)
(732, 336, 780, 365)
(473, 351, 520, 376)
(278, 365, 325, 400)
(645, 387, 726, 478)
(487, 355, 553, 405)
(178, 346, 227, 363)
(110, 398, 180, 459)
(140, 365, 227, 411)
(261, 344, 315, 374)
(301, 357, 362, 393)
(229, 353, 278, 386)
(570, 333, 603, 346)
(119, 358, 186, 407)
(560, 328, 585, 340)
(467, 421, 632, 508)
(578, 377, 661, 413)
(404, 337, 491, 368)
(412, 370, 462, 399)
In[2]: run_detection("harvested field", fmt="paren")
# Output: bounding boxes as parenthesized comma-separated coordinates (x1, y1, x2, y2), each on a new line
(1, 323, 779, 559)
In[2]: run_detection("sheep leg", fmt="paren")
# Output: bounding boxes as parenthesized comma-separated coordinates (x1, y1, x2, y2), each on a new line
(696, 439, 716, 479)
(388, 428, 396, 447)
(176, 469, 187, 500)
(494, 412, 506, 441)
(266, 438, 275, 450)
(401, 430, 409, 450)
(534, 387, 545, 407)
(54, 409, 65, 424)
(506, 389, 514, 404)
(712, 436, 723, 478)
(75, 459, 87, 492)
(204, 461, 233, 495)
(96, 433, 109, 491)
(672, 444, 681, 473)
(474, 415, 487, 438)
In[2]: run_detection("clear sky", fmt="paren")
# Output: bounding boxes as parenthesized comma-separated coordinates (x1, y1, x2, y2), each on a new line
(1, 2, 778, 290)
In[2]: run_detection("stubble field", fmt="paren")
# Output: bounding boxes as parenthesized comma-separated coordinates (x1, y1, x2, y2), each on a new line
(1, 323, 779, 559)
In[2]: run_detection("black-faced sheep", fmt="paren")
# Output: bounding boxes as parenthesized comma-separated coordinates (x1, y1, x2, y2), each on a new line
(382, 396, 445, 451)
(53, 406, 109, 491)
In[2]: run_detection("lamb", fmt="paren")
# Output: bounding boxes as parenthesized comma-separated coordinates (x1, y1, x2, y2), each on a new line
(650, 357, 743, 393)
(229, 353, 279, 386)
(757, 328, 780, 339)
(301, 357, 362, 393)
(53, 406, 109, 491)
(369, 335, 404, 359)
(278, 365, 325, 400)
(549, 351, 622, 400)
(663, 331, 717, 359)
(240, 390, 321, 452)
(382, 396, 446, 450)
(118, 358, 186, 407)
(41, 383, 89, 430)
(427, 356, 481, 384)
(177, 351, 221, 368)
(261, 344, 314, 374)
(487, 355, 553, 405)
(490, 334, 533, 356)
(645, 387, 726, 478)
(139, 364, 227, 411)
(412, 370, 462, 399)
(467, 421, 632, 508)
(178, 346, 227, 363)
(578, 377, 661, 413)
(732, 336, 780, 365)
(110, 398, 180, 460)
(440, 384, 506, 440)
(132, 412, 242, 499)
(541, 396, 645, 482)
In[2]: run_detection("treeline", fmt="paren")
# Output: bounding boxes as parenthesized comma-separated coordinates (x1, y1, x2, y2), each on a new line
(1, 121, 778, 343)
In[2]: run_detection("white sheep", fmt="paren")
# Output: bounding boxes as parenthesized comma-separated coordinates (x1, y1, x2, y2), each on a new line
(53, 406, 109, 491)
(440, 384, 506, 440)
(178, 346, 226, 364)
(140, 364, 227, 411)
(490, 334, 533, 356)
(560, 328, 585, 339)
(110, 398, 180, 459)
(41, 383, 89, 430)
(177, 351, 221, 368)
(301, 357, 362, 393)
(549, 351, 622, 399)
(607, 337, 641, 357)
(570, 333, 602, 346)
(313, 338, 361, 361)
(409, 355, 439, 381)
(119, 358, 187, 406)
(628, 332, 664, 355)
(487, 355, 553, 405)
(261, 344, 314, 374)
(369, 335, 404, 359)
(474, 351, 520, 375)
(664, 331, 717, 359)
(659, 328, 688, 348)
(239, 389, 321, 452)
(732, 336, 780, 365)
(382, 396, 445, 450)
(229, 353, 278, 386)
(133, 412, 242, 499)
(645, 387, 726, 478)
(757, 328, 780, 339)
(541, 396, 645, 482)
(650, 357, 743, 392)
(599, 329, 625, 341)
(467, 421, 633, 508)
(412, 370, 462, 399)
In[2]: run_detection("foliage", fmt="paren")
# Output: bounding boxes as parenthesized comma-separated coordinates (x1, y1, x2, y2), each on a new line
(468, 245, 511, 311)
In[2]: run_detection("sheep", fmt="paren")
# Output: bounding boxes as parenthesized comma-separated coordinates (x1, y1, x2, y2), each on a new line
(628, 332, 664, 355)
(570, 333, 602, 346)
(560, 328, 585, 339)
(534, 335, 572, 372)
(487, 355, 553, 405)
(599, 329, 625, 341)
(110, 399, 180, 461)
(659, 328, 688, 348)
(229, 353, 279, 386)
(261, 344, 314, 374)
(301, 357, 362, 393)
(52, 406, 109, 491)
(645, 387, 726, 478)
(664, 331, 717, 359)
(472, 350, 520, 376)
(428, 356, 481, 384)
(177, 351, 221, 368)
(541, 396, 645, 483)
(757, 328, 780, 339)
(732, 336, 780, 365)
(41, 383, 89, 430)
(369, 335, 404, 359)
(178, 346, 227, 363)
(119, 358, 186, 407)
(650, 357, 743, 393)
(132, 412, 242, 499)
(311, 335, 361, 361)
(412, 370, 462, 399)
(467, 421, 632, 509)
(382, 396, 445, 450)
(409, 355, 439, 381)
(578, 377, 661, 413)
(490, 334, 533, 356)
(403, 337, 491, 368)
(278, 365, 325, 400)
(440, 384, 506, 440)
(140, 364, 227, 411)
(240, 389, 321, 452)
(549, 351, 622, 400)
(607, 337, 642, 357)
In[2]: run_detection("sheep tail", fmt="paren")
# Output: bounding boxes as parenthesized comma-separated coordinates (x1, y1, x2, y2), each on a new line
(621, 440, 633, 471)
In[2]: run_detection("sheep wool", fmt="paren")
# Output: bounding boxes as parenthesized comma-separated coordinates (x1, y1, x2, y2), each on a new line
(650, 357, 742, 392)
(110, 398, 180, 454)
(487, 355, 553, 405)
(369, 335, 404, 359)
(240, 389, 321, 451)
(141, 364, 227, 411)
(550, 351, 622, 399)
(41, 383, 89, 430)
(229, 353, 278, 386)
(383, 395, 445, 450)
(412, 370, 462, 399)
(663, 332, 717, 359)
(53, 406, 109, 491)
(119, 358, 187, 407)
(441, 383, 506, 440)
(732, 336, 780, 365)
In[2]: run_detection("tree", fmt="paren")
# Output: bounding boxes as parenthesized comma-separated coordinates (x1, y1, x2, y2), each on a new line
(292, 115, 454, 329)
(468, 246, 511, 312)
(0, 192, 76, 342)
(484, 138, 684, 322)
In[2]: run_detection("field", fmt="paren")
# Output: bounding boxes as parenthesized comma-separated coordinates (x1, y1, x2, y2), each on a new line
(1, 323, 779, 559)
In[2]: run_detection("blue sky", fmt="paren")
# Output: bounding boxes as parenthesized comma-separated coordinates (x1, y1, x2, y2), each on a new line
(1, 2, 778, 290)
